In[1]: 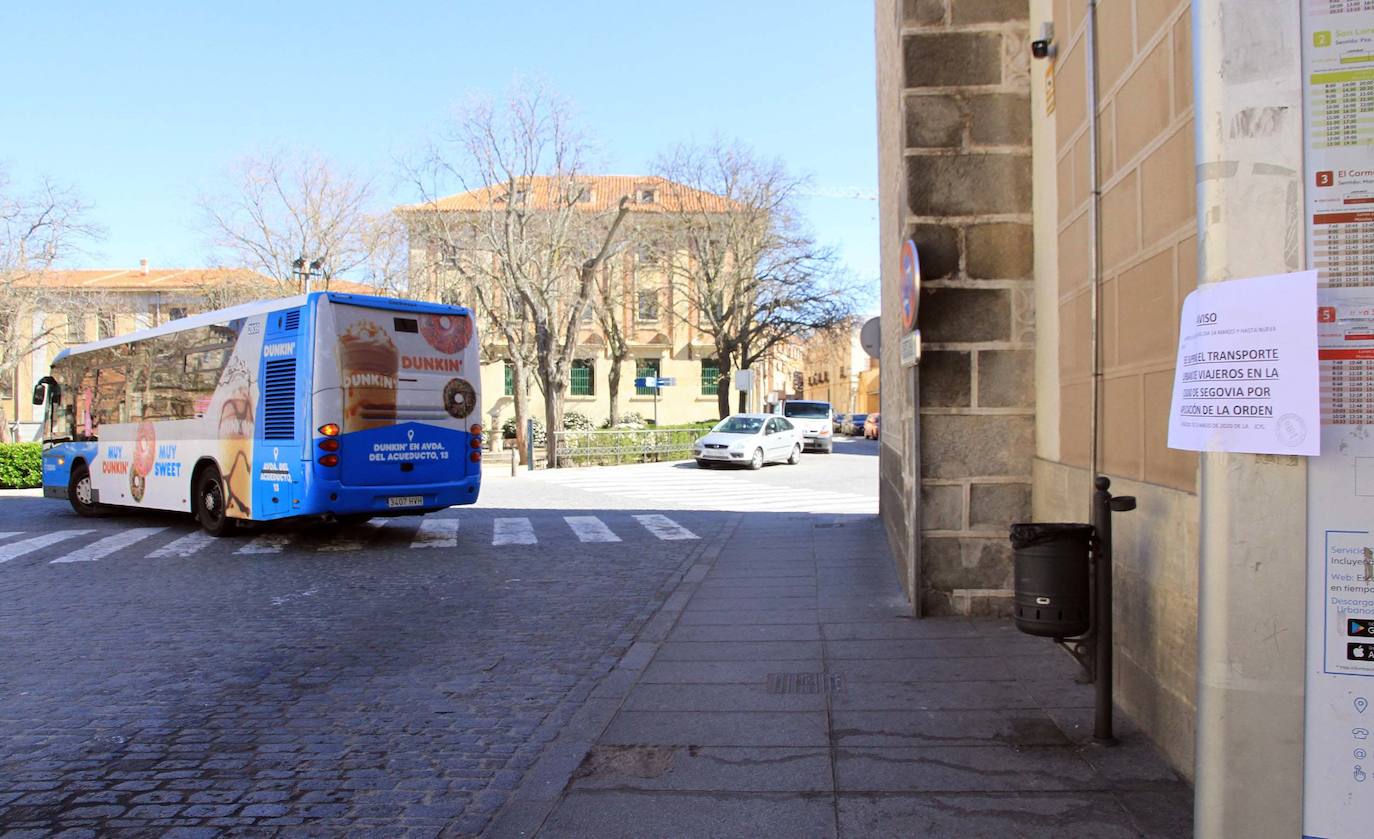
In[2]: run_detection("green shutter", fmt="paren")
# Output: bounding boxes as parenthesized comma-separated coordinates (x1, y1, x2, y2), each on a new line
(503, 361, 514, 396)
(701, 360, 720, 396)
(571, 359, 594, 396)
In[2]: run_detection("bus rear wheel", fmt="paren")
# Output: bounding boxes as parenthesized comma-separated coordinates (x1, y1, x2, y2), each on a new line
(68, 463, 102, 517)
(194, 466, 237, 537)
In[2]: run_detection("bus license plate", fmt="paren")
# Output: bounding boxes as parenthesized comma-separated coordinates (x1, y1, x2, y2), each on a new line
(387, 495, 424, 508)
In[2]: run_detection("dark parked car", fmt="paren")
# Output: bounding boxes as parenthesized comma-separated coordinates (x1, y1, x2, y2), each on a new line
(843, 413, 868, 436)
(832, 413, 848, 434)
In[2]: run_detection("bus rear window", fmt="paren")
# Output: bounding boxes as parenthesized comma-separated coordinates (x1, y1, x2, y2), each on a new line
(394, 318, 419, 334)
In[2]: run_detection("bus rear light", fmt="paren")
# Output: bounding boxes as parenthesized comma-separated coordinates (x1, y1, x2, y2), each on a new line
(469, 451, 481, 463)
(318, 423, 340, 437)
(469, 437, 481, 449)
(318, 454, 339, 467)
(318, 438, 340, 452)
(469, 423, 482, 436)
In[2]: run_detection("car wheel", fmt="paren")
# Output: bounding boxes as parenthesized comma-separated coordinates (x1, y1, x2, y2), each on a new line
(194, 465, 237, 537)
(68, 462, 102, 517)
(749, 448, 764, 470)
(696, 459, 713, 469)
(788, 444, 801, 465)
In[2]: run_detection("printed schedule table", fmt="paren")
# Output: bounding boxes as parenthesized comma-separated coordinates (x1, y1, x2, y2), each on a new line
(1320, 350, 1374, 424)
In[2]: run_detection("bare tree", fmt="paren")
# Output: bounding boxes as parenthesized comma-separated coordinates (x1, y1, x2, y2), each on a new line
(403, 83, 630, 466)
(653, 140, 855, 417)
(592, 254, 636, 427)
(0, 169, 103, 441)
(199, 150, 387, 290)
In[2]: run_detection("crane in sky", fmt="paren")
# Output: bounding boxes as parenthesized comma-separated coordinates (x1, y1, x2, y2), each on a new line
(799, 187, 877, 201)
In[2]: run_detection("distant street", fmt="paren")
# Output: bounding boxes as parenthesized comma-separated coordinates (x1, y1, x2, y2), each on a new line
(0, 437, 877, 835)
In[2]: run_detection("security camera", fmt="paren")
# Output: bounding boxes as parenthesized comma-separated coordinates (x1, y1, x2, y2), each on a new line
(1031, 22, 1055, 60)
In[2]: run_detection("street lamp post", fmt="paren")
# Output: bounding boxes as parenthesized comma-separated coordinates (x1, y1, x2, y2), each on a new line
(291, 257, 323, 293)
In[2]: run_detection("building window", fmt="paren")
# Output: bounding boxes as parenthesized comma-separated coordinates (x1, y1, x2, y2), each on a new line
(638, 188, 657, 204)
(97, 312, 116, 340)
(66, 315, 87, 344)
(635, 358, 660, 396)
(503, 360, 515, 397)
(570, 359, 594, 396)
(701, 359, 720, 396)
(169, 307, 188, 321)
(580, 301, 594, 323)
(637, 290, 659, 323)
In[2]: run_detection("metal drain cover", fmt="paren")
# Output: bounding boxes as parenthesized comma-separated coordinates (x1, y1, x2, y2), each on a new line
(766, 672, 843, 694)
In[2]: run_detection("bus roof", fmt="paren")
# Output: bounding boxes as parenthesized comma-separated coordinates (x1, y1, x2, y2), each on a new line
(52, 291, 472, 363)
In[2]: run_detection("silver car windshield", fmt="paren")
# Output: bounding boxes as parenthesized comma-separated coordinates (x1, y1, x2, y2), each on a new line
(715, 417, 764, 434)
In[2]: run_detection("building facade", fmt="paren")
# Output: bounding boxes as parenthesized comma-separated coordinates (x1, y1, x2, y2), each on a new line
(878, 0, 1328, 828)
(401, 175, 806, 431)
(4, 265, 369, 440)
(801, 322, 881, 414)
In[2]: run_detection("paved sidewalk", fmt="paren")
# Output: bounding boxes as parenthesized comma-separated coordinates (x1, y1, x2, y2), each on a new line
(487, 512, 1193, 838)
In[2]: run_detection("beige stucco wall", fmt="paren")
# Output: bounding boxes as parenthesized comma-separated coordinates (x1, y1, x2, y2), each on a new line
(480, 349, 732, 435)
(1030, 0, 1201, 778)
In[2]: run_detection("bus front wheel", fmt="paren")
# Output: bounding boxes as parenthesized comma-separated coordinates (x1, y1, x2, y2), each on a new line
(194, 466, 237, 537)
(68, 462, 102, 517)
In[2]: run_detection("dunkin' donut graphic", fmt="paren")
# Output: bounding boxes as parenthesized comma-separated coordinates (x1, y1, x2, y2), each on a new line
(420, 313, 472, 355)
(129, 421, 156, 503)
(443, 378, 477, 419)
(340, 320, 399, 433)
(132, 422, 157, 478)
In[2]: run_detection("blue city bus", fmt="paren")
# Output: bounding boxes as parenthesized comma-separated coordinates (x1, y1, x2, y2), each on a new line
(33, 292, 483, 535)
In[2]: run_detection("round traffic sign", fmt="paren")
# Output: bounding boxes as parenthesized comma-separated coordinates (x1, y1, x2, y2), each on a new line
(900, 239, 920, 332)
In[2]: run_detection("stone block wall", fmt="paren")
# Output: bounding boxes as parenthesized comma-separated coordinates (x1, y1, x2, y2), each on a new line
(900, 0, 1037, 615)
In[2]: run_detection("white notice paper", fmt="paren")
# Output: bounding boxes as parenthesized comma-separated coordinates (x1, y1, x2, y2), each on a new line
(1167, 270, 1320, 456)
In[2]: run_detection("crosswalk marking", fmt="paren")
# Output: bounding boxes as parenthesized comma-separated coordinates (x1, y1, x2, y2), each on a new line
(493, 517, 536, 546)
(565, 515, 621, 543)
(410, 518, 458, 548)
(148, 529, 217, 558)
(634, 514, 698, 541)
(236, 533, 293, 555)
(0, 511, 705, 567)
(0, 530, 95, 564)
(50, 527, 166, 564)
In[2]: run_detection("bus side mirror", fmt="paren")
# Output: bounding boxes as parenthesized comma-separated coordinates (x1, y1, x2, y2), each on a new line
(32, 377, 60, 406)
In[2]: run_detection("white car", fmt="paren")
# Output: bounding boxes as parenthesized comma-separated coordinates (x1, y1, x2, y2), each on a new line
(775, 400, 833, 453)
(692, 413, 803, 470)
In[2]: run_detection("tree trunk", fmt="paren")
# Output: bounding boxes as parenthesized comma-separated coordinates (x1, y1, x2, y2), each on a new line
(510, 358, 532, 466)
(716, 355, 733, 420)
(607, 353, 624, 427)
(542, 374, 566, 469)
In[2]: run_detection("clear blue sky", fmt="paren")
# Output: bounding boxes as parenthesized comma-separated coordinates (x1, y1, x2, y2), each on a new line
(3, 1, 878, 294)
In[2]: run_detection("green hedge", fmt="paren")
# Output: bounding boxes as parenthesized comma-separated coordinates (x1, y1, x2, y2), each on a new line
(0, 443, 42, 489)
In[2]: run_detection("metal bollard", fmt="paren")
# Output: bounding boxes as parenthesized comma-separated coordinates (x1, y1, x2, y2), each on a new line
(1090, 475, 1136, 743)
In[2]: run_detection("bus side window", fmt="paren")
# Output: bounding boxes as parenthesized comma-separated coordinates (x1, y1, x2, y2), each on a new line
(184, 344, 232, 417)
(95, 366, 129, 426)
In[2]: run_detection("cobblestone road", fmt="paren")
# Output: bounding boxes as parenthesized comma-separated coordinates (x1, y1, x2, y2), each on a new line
(0, 496, 715, 837)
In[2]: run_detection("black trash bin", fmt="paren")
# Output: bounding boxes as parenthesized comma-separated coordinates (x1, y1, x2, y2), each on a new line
(1009, 523, 1093, 638)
